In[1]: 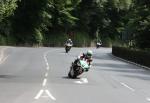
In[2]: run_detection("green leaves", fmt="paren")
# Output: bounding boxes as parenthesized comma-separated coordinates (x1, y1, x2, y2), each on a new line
(0, 0, 18, 22)
(0, 0, 149, 48)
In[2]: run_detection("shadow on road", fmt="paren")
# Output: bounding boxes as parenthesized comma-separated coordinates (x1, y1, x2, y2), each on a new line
(121, 74, 150, 81)
(62, 76, 80, 80)
(93, 63, 129, 69)
(0, 75, 15, 79)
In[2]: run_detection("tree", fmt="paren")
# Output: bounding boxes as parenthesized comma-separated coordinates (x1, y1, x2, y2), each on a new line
(122, 0, 150, 48)
(0, 0, 18, 35)
(12, 0, 53, 44)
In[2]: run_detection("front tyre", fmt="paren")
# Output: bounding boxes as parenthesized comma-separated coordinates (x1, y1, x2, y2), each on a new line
(68, 66, 77, 79)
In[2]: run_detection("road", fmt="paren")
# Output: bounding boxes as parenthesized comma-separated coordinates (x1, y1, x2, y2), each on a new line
(0, 47, 150, 103)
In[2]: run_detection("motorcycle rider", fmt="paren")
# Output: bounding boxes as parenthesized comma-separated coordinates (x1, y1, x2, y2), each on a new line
(65, 38, 73, 46)
(74, 50, 93, 71)
(96, 40, 102, 48)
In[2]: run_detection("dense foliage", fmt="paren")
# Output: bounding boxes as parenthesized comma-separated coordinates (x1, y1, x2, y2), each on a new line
(112, 46, 150, 68)
(0, 0, 149, 48)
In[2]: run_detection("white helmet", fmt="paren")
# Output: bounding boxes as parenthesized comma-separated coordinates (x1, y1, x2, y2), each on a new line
(87, 50, 93, 57)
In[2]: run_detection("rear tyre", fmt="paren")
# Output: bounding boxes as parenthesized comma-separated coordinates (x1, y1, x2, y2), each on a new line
(65, 47, 69, 53)
(68, 72, 72, 78)
(68, 66, 77, 79)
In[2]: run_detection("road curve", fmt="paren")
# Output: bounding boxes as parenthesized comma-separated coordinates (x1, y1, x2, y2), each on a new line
(0, 47, 150, 103)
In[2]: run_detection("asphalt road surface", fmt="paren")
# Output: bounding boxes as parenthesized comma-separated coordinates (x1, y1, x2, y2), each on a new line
(0, 47, 150, 103)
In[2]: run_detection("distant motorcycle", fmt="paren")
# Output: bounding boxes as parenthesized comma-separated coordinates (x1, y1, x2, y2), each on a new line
(96, 42, 102, 48)
(65, 43, 72, 53)
(68, 59, 90, 78)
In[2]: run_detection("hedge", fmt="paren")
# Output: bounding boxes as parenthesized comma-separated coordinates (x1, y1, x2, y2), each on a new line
(112, 46, 150, 68)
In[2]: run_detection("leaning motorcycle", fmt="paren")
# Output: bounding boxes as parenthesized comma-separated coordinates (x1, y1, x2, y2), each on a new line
(65, 43, 72, 53)
(68, 59, 90, 78)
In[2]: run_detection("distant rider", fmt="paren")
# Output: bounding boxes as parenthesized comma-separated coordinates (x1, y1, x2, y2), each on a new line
(65, 38, 73, 46)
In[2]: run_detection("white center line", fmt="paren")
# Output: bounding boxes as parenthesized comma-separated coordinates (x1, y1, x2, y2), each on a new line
(34, 90, 44, 99)
(45, 90, 56, 101)
(46, 66, 49, 70)
(45, 73, 48, 77)
(46, 62, 49, 66)
(34, 49, 59, 101)
(42, 78, 47, 87)
(120, 82, 135, 92)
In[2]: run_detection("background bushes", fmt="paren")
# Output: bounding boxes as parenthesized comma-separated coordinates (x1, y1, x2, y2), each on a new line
(112, 46, 150, 68)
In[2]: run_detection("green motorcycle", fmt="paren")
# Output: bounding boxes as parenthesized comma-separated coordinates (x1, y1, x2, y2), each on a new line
(68, 59, 90, 78)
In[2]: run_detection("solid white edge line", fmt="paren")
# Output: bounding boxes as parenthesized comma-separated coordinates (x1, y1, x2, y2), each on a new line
(42, 78, 47, 87)
(121, 82, 135, 91)
(34, 90, 44, 99)
(45, 90, 56, 101)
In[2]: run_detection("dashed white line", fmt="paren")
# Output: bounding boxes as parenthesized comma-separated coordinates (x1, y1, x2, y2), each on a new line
(45, 90, 56, 101)
(34, 90, 44, 99)
(42, 78, 47, 87)
(45, 73, 48, 77)
(47, 66, 50, 70)
(120, 82, 135, 92)
(34, 50, 59, 101)
(46, 62, 49, 66)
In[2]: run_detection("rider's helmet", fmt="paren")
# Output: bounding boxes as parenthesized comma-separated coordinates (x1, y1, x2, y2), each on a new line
(86, 50, 93, 58)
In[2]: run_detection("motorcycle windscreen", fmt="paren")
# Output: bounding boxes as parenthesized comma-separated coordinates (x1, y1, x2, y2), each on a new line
(66, 43, 72, 46)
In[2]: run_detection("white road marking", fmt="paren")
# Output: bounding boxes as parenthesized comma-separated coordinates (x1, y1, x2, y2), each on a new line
(44, 52, 50, 71)
(146, 97, 150, 102)
(45, 73, 48, 77)
(81, 78, 88, 83)
(45, 90, 56, 101)
(34, 49, 59, 101)
(0, 48, 7, 63)
(42, 78, 47, 87)
(120, 82, 135, 92)
(74, 78, 88, 84)
(41, 95, 49, 98)
(34, 90, 44, 99)
(74, 81, 82, 84)
(46, 66, 50, 70)
(0, 55, 9, 64)
(34, 89, 56, 101)
(46, 61, 49, 67)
